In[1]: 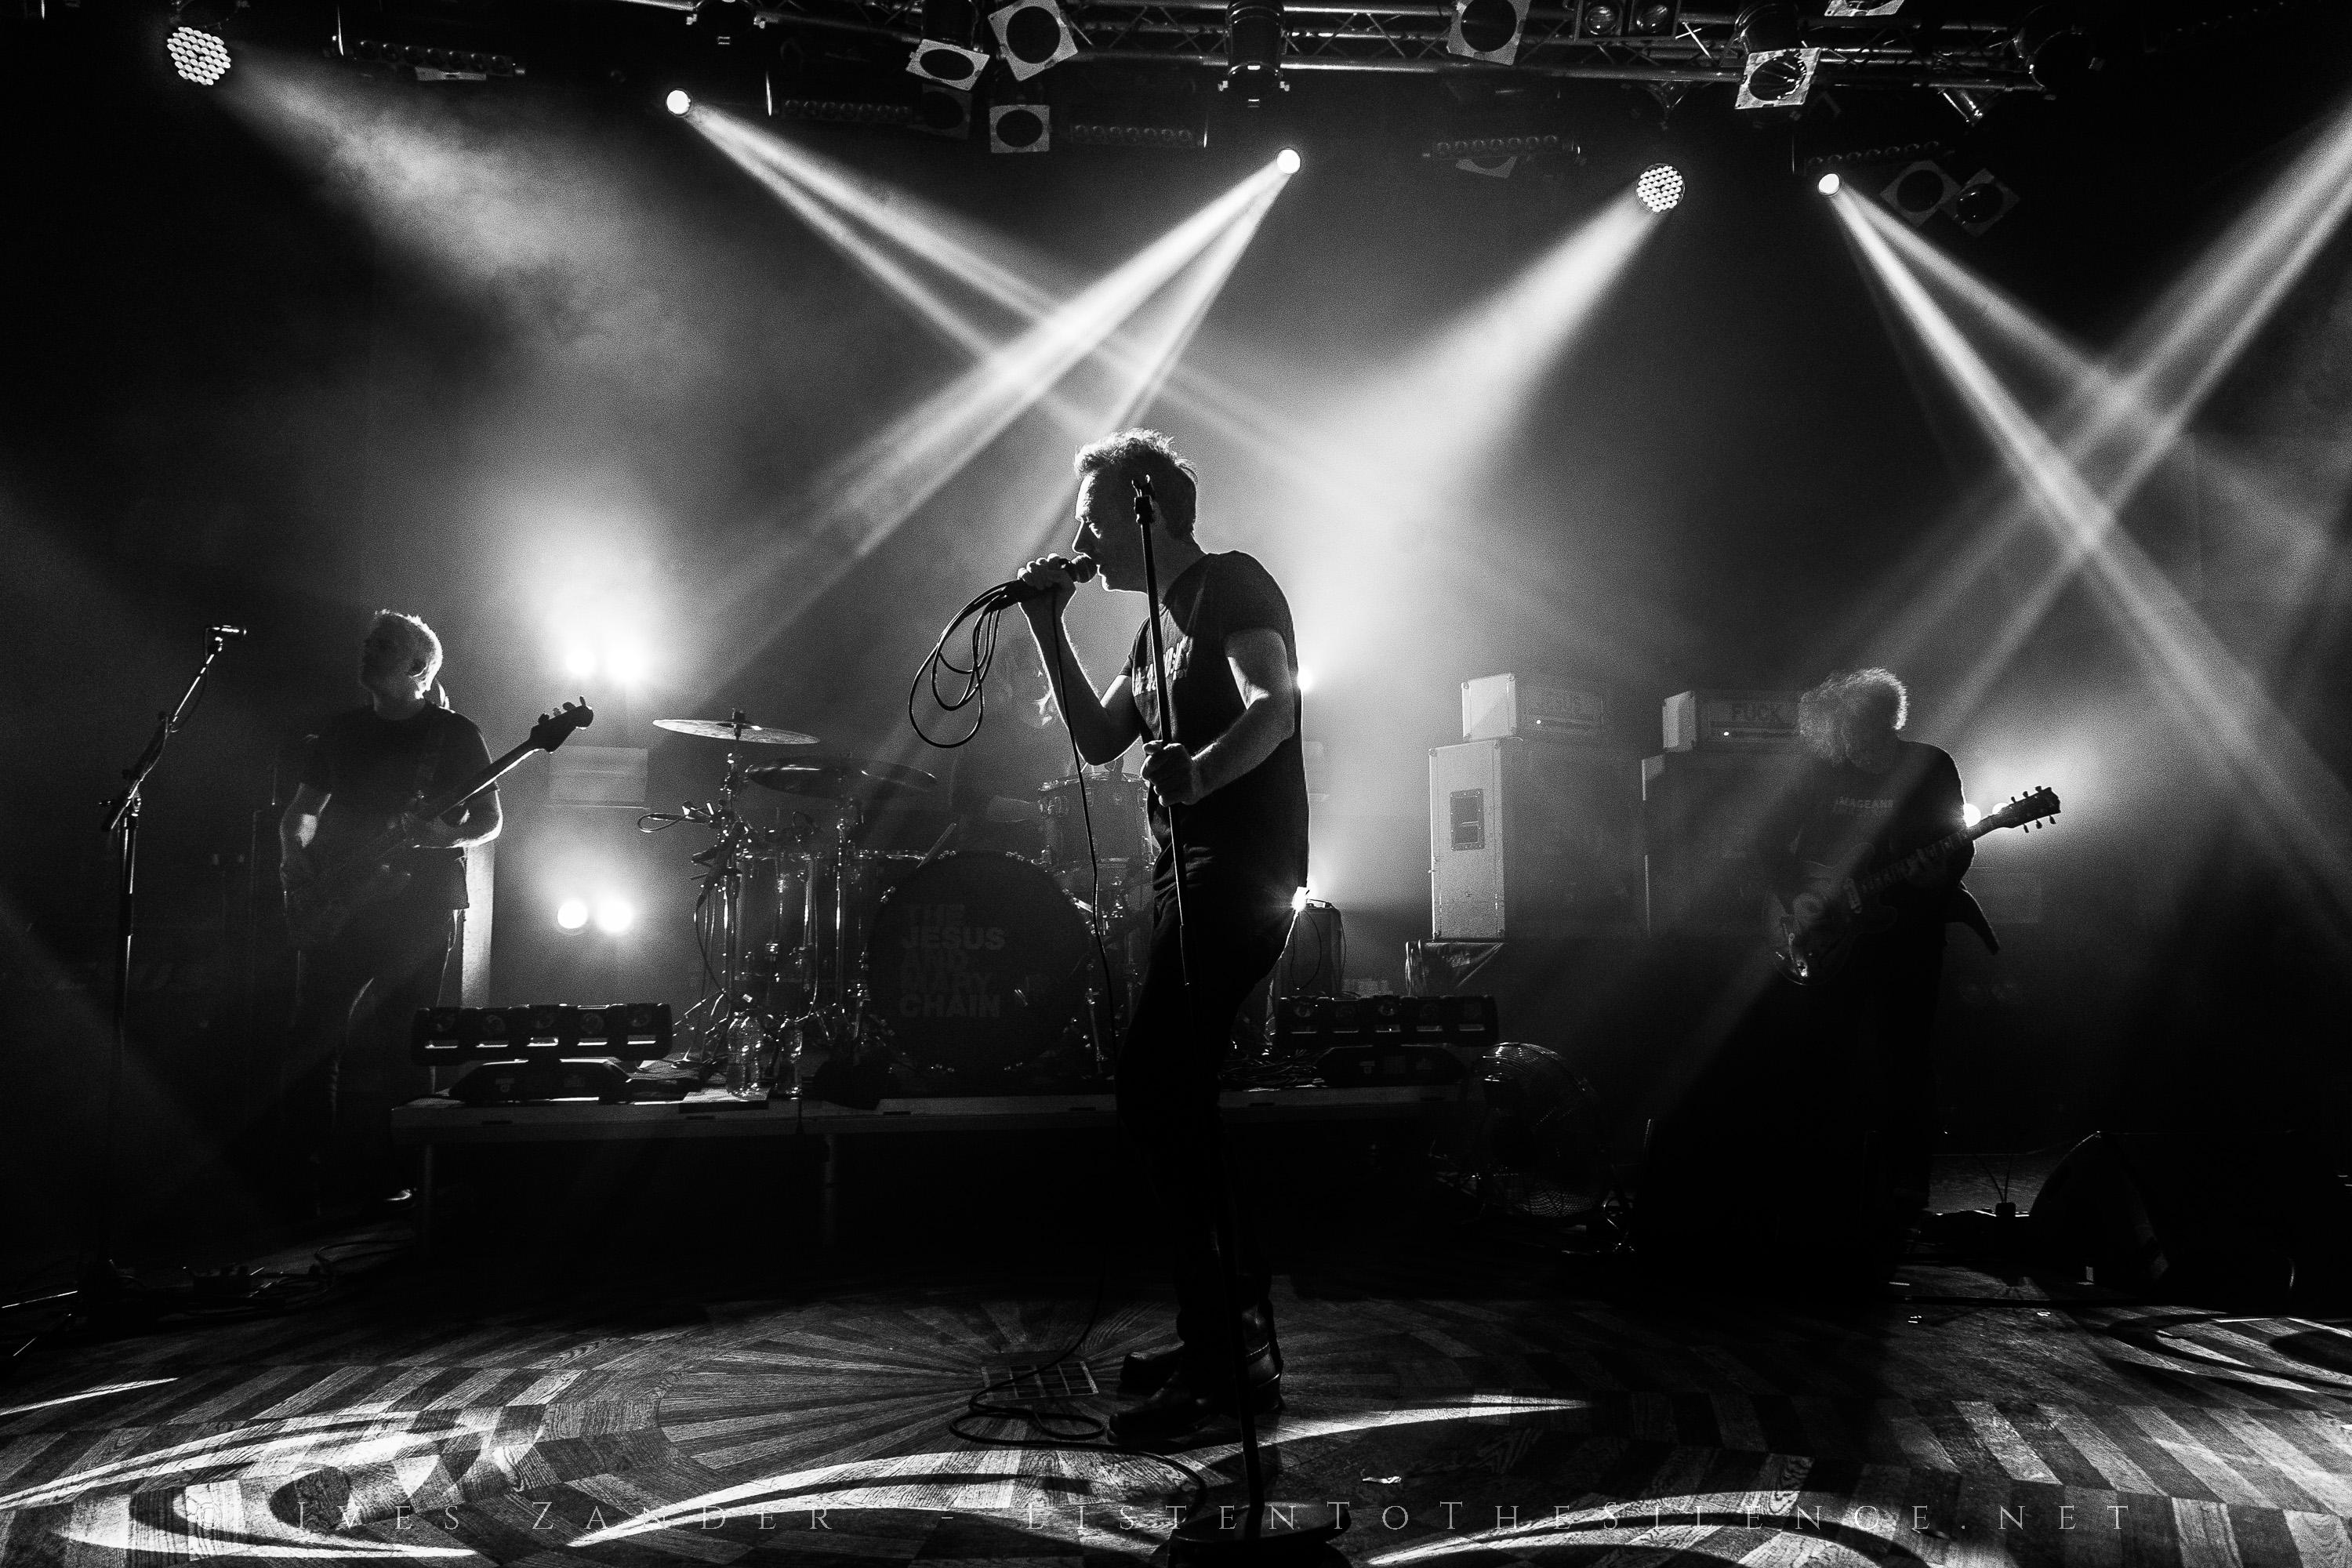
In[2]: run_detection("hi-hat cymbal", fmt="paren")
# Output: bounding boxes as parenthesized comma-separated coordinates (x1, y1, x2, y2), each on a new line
(654, 717, 818, 746)
(742, 757, 940, 800)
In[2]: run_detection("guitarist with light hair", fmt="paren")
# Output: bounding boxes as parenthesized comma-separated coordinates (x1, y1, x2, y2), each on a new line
(278, 609, 502, 1218)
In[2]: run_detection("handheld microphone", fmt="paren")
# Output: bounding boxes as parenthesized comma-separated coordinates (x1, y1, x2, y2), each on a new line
(209, 624, 250, 640)
(998, 555, 1098, 604)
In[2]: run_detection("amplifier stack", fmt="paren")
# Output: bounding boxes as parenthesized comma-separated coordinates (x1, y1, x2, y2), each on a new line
(1429, 679, 1816, 940)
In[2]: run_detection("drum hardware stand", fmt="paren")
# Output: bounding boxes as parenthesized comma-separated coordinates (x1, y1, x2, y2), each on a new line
(1131, 480, 1338, 1563)
(648, 713, 767, 1083)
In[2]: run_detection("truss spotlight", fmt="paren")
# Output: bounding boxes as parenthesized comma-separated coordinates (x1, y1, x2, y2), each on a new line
(1737, 46, 1820, 108)
(1733, 0, 1818, 108)
(1951, 169, 2018, 234)
(989, 101, 1051, 152)
(1625, 0, 1678, 35)
(1881, 158, 1958, 226)
(1225, 0, 1285, 100)
(907, 38, 990, 87)
(988, 0, 1078, 81)
(1575, 0, 1621, 34)
(593, 897, 635, 935)
(1824, 0, 1901, 13)
(1635, 163, 1684, 213)
(2013, 4, 2106, 96)
(1447, 0, 1528, 65)
(913, 82, 975, 139)
(165, 24, 233, 85)
(555, 898, 590, 933)
(666, 89, 692, 114)
(1733, 0, 1802, 53)
(1276, 146, 1301, 174)
(1817, 170, 1841, 195)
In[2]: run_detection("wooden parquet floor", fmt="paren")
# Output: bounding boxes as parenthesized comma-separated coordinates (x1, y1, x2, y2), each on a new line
(6, 1247, 2352, 1566)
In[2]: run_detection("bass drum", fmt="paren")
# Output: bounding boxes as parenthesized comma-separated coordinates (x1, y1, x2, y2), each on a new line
(862, 852, 1102, 1090)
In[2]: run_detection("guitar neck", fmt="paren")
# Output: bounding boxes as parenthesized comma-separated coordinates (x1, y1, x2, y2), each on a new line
(416, 738, 542, 824)
(1853, 818, 1987, 898)
(322, 739, 538, 877)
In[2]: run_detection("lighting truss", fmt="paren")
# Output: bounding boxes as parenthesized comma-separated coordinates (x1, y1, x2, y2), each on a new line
(743, 0, 2034, 90)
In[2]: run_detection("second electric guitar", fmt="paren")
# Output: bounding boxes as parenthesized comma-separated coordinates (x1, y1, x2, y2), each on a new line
(1765, 786, 2059, 985)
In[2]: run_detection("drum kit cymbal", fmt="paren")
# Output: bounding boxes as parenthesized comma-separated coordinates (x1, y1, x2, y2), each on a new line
(644, 713, 1133, 1099)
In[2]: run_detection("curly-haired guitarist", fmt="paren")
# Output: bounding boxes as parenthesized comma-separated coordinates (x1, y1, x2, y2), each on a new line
(1781, 666, 1973, 1248)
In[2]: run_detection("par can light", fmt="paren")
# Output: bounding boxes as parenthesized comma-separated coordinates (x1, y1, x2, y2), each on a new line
(166, 25, 233, 85)
(666, 89, 693, 115)
(555, 898, 590, 932)
(1635, 163, 1684, 213)
(1817, 171, 1841, 195)
(1276, 147, 1301, 174)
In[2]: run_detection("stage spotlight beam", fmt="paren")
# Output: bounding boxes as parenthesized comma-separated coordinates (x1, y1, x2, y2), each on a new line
(1831, 89, 2352, 702)
(1293, 191, 1657, 675)
(1831, 193, 2352, 917)
(666, 89, 693, 115)
(683, 131, 1297, 688)
(688, 114, 1326, 498)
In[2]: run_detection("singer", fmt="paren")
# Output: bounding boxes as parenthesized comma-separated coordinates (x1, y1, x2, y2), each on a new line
(1017, 429, 1308, 1448)
(277, 611, 500, 1220)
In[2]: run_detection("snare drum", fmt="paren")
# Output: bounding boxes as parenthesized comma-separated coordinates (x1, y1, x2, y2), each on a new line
(862, 852, 1099, 1087)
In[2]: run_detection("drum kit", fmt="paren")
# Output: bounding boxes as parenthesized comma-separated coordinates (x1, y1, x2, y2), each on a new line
(642, 712, 1150, 1098)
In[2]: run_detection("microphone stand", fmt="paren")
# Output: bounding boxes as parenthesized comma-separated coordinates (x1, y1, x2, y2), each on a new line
(1134, 481, 1337, 1565)
(90, 627, 238, 1292)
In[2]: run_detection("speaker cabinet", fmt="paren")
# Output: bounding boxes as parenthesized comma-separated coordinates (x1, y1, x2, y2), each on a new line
(1639, 751, 1808, 935)
(1429, 740, 1639, 940)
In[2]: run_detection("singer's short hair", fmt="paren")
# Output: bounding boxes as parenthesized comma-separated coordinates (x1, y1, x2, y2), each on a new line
(1798, 667, 1908, 767)
(371, 609, 445, 694)
(1073, 429, 1200, 539)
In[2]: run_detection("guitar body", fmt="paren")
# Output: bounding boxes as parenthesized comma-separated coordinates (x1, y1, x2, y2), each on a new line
(285, 856, 416, 950)
(1764, 869, 1896, 986)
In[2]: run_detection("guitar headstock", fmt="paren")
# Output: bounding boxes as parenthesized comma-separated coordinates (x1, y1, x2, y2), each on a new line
(531, 700, 595, 752)
(1981, 786, 2060, 835)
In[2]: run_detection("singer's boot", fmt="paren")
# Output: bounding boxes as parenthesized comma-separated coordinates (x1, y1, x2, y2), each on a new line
(1120, 1300, 1280, 1394)
(1108, 1322, 1282, 1450)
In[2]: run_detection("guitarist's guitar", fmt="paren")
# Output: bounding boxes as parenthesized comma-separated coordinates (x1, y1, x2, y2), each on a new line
(285, 701, 593, 949)
(1764, 786, 2060, 985)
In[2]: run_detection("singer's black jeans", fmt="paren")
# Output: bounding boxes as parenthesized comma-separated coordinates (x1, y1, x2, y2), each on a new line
(1115, 872, 1295, 1391)
(284, 898, 452, 1207)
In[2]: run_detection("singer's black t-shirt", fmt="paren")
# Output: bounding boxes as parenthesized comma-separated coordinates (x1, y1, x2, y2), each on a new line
(1124, 552, 1309, 903)
(299, 706, 494, 910)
